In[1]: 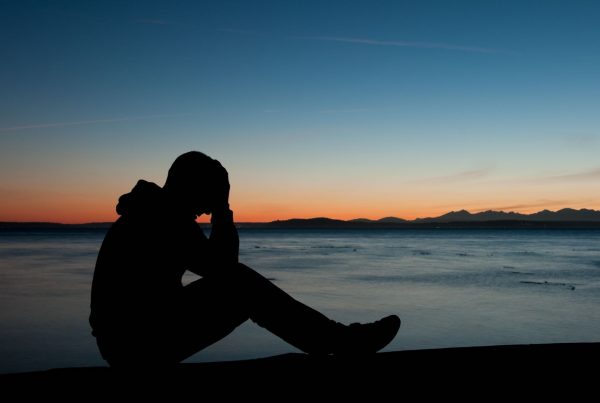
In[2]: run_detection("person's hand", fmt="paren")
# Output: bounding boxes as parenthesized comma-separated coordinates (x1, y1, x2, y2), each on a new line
(210, 160, 230, 214)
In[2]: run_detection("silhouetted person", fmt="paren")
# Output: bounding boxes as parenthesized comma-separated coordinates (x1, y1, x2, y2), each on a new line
(90, 151, 400, 367)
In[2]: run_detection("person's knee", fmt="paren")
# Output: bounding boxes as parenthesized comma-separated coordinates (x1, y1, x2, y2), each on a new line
(206, 262, 273, 311)
(231, 262, 268, 284)
(231, 262, 256, 276)
(213, 262, 262, 289)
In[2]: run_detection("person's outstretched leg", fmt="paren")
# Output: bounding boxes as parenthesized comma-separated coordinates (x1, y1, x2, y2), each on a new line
(217, 263, 400, 355)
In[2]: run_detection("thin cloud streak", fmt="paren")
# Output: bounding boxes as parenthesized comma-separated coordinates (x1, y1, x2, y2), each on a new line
(310, 36, 504, 54)
(0, 113, 192, 132)
(471, 200, 574, 213)
(429, 198, 597, 215)
(135, 19, 173, 25)
(319, 108, 370, 114)
(218, 28, 258, 35)
(542, 167, 600, 182)
(412, 166, 495, 184)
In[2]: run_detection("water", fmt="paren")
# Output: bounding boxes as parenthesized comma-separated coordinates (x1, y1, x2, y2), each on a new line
(1, 228, 600, 374)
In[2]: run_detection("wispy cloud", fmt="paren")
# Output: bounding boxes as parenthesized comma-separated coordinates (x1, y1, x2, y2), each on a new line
(413, 166, 496, 184)
(541, 167, 600, 182)
(563, 133, 599, 149)
(260, 107, 371, 114)
(471, 200, 574, 213)
(308, 36, 504, 54)
(430, 198, 597, 214)
(135, 19, 173, 25)
(218, 28, 258, 35)
(0, 113, 191, 132)
(319, 108, 370, 114)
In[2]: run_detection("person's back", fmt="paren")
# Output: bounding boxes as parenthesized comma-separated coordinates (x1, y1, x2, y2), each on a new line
(90, 179, 212, 363)
(90, 151, 400, 367)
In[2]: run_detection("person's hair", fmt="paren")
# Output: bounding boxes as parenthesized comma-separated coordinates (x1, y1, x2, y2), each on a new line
(164, 151, 219, 190)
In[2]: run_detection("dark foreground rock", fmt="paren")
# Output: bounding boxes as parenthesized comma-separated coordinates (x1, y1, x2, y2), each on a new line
(1, 343, 598, 398)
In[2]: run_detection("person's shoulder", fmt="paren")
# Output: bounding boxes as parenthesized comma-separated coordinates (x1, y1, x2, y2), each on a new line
(105, 215, 159, 239)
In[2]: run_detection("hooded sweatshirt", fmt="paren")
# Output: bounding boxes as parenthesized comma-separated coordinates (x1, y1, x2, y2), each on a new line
(89, 180, 239, 339)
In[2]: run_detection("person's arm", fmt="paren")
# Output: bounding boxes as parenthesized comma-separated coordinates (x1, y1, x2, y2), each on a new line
(207, 205, 239, 265)
(184, 208, 238, 277)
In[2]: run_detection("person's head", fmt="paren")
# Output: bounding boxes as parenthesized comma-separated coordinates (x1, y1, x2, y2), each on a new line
(163, 151, 229, 216)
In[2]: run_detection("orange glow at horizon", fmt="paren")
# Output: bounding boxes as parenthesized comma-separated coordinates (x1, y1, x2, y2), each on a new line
(2, 178, 598, 224)
(2, 196, 596, 224)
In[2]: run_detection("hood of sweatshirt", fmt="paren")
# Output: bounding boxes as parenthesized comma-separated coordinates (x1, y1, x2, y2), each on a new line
(115, 180, 165, 218)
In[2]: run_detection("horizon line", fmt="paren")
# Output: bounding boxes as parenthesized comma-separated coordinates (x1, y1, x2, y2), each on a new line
(2, 207, 599, 226)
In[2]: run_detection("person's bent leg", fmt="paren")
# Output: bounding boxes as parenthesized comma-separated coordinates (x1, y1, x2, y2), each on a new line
(99, 284, 250, 367)
(216, 263, 399, 355)
(233, 263, 342, 354)
(148, 277, 251, 364)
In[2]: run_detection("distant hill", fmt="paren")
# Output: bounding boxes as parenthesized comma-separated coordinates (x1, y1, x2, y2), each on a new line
(377, 216, 408, 223)
(527, 208, 600, 221)
(347, 218, 373, 223)
(347, 217, 407, 223)
(268, 217, 355, 228)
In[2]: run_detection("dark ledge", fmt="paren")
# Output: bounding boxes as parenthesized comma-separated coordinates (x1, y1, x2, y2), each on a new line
(1, 343, 598, 396)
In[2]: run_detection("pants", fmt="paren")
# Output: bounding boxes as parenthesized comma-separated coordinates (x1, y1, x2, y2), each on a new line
(97, 263, 343, 367)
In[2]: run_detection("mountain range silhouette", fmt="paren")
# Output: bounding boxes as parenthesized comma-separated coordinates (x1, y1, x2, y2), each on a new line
(413, 208, 600, 223)
(3, 208, 600, 230)
(264, 208, 600, 229)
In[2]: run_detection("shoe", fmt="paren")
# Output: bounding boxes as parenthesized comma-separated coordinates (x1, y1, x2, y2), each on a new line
(333, 314, 401, 355)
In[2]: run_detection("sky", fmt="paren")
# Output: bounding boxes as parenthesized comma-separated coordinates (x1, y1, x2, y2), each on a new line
(1, 0, 600, 223)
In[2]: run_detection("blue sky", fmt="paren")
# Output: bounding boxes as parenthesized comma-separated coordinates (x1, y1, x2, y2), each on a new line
(1, 0, 600, 222)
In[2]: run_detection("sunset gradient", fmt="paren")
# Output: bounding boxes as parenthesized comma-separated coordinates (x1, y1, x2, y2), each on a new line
(2, 1, 600, 223)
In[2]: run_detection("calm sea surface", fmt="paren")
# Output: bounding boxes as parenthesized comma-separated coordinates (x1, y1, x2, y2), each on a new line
(1, 228, 600, 373)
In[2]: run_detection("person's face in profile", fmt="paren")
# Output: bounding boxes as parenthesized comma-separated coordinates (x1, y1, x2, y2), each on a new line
(167, 156, 229, 218)
(187, 175, 223, 217)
